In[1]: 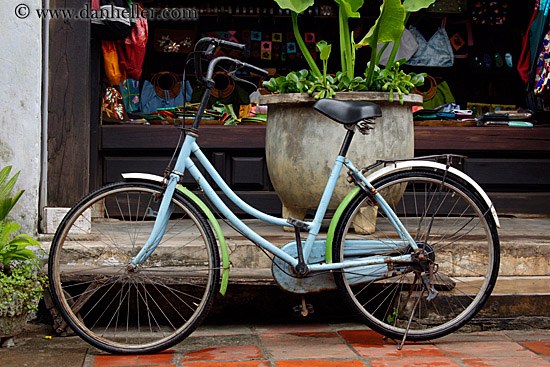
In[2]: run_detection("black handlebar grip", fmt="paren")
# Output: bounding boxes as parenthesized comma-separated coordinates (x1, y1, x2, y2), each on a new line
(242, 62, 269, 77)
(218, 39, 246, 51)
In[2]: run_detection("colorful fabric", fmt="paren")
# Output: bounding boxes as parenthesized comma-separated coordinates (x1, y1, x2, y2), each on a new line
(518, 2, 549, 83)
(535, 32, 550, 95)
(471, 1, 509, 25)
(119, 79, 140, 112)
(102, 87, 126, 121)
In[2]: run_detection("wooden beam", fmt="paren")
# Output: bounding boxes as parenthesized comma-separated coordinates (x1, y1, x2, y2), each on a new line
(47, 0, 90, 206)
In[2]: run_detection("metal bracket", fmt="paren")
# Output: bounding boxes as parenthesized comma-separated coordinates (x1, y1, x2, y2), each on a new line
(185, 128, 200, 138)
(287, 217, 309, 231)
(346, 170, 379, 204)
(361, 154, 467, 174)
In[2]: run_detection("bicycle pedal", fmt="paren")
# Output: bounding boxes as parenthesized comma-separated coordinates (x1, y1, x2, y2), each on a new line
(293, 297, 314, 317)
(292, 305, 303, 317)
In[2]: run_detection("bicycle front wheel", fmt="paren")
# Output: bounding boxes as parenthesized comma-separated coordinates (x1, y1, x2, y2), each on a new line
(48, 182, 220, 354)
(333, 169, 499, 341)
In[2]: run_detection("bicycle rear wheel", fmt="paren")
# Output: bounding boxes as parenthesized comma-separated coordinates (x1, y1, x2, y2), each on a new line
(48, 182, 220, 354)
(333, 169, 499, 341)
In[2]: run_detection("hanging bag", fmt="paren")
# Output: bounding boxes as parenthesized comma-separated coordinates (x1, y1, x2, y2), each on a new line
(117, 4, 148, 80)
(140, 72, 192, 113)
(407, 17, 454, 67)
(92, 0, 134, 40)
(377, 28, 419, 66)
(102, 40, 125, 86)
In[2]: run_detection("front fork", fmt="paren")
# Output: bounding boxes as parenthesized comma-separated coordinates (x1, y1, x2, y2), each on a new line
(129, 81, 214, 269)
(128, 174, 179, 269)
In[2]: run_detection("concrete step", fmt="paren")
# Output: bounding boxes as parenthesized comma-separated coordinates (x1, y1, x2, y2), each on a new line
(39, 217, 550, 328)
(40, 217, 550, 276)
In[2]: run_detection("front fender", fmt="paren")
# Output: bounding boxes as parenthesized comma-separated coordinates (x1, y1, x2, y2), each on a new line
(121, 173, 230, 296)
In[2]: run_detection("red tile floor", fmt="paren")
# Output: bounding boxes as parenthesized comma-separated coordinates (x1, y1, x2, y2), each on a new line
(86, 324, 550, 367)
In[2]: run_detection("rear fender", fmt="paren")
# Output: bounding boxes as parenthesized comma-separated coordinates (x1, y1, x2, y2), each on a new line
(325, 160, 500, 263)
(363, 161, 500, 228)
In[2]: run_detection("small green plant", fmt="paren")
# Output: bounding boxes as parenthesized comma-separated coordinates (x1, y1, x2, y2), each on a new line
(265, 0, 435, 101)
(308, 41, 336, 99)
(387, 307, 398, 324)
(0, 166, 46, 318)
(0, 266, 47, 317)
(375, 60, 425, 104)
(263, 57, 426, 101)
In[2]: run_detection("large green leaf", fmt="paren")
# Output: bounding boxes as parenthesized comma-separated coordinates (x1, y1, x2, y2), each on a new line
(272, 0, 314, 13)
(0, 166, 11, 189)
(317, 40, 332, 61)
(334, 0, 364, 18)
(0, 191, 23, 223)
(403, 0, 436, 13)
(357, 0, 406, 47)
(0, 170, 19, 203)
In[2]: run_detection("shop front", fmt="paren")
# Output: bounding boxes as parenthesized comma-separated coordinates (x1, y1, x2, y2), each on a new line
(45, 0, 550, 228)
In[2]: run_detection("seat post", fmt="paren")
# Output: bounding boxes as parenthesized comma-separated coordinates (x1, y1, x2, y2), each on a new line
(338, 128, 355, 157)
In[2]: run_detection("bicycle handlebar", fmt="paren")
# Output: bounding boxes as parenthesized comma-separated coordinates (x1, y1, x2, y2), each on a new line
(218, 39, 246, 52)
(240, 62, 269, 77)
(193, 37, 268, 85)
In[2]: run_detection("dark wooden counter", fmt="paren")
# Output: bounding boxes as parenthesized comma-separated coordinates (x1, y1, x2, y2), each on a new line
(102, 125, 550, 152)
(414, 126, 550, 152)
(101, 125, 550, 216)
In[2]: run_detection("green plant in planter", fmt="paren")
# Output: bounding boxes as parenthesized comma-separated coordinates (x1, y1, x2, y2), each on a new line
(0, 166, 46, 326)
(264, 0, 436, 101)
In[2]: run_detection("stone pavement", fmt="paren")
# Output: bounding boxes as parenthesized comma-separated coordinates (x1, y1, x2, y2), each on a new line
(3, 322, 550, 367)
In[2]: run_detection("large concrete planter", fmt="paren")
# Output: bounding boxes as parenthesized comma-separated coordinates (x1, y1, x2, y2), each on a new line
(259, 92, 422, 224)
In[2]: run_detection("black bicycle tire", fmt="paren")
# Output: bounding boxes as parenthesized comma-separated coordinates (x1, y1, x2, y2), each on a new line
(332, 169, 500, 341)
(48, 181, 220, 354)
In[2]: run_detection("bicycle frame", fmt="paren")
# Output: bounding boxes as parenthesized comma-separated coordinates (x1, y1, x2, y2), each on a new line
(129, 132, 419, 272)
(129, 47, 419, 273)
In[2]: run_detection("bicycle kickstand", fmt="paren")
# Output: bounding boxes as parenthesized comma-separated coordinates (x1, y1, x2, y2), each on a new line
(397, 288, 425, 350)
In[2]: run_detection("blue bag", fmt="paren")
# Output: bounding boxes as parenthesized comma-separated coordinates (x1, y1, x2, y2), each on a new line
(140, 72, 193, 113)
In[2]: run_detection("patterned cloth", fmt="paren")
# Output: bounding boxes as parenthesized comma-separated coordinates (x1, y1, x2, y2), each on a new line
(535, 32, 550, 95)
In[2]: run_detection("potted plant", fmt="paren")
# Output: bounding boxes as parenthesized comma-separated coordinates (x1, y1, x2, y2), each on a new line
(259, 0, 433, 222)
(0, 166, 47, 347)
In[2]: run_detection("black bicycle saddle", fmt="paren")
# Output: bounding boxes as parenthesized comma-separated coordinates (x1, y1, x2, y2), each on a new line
(313, 99, 382, 125)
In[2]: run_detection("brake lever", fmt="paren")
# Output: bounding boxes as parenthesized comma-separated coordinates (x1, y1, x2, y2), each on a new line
(229, 72, 258, 91)
(205, 44, 216, 57)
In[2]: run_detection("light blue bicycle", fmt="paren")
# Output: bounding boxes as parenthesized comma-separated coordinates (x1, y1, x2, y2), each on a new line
(48, 38, 500, 354)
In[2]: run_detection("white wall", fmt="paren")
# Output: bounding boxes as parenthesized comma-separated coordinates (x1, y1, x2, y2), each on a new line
(0, 0, 43, 234)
